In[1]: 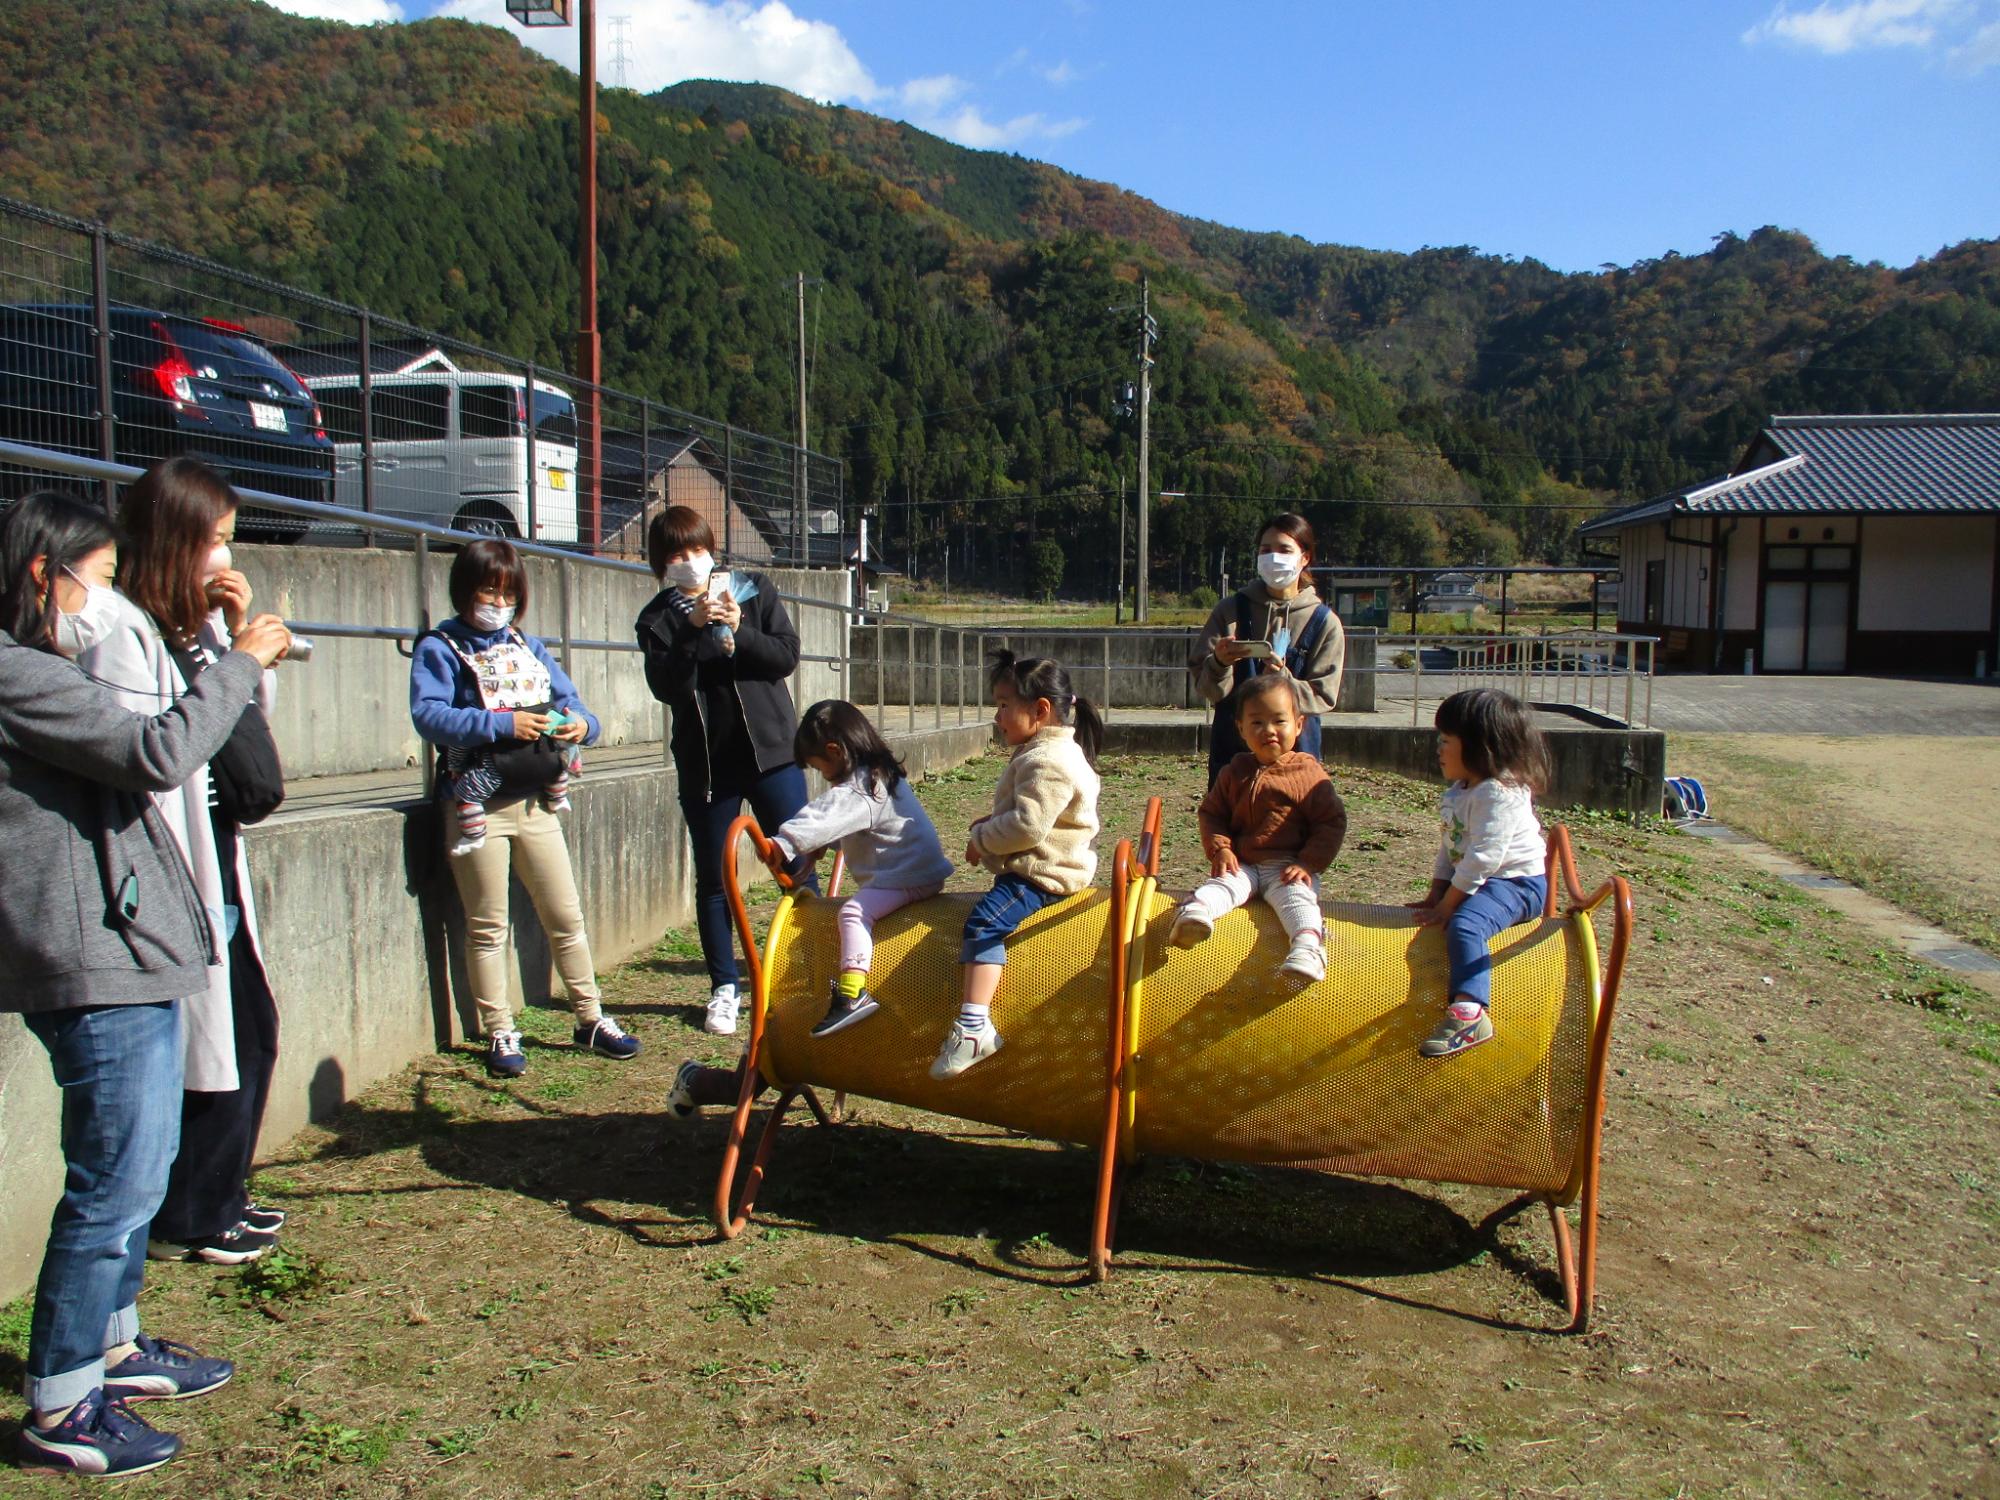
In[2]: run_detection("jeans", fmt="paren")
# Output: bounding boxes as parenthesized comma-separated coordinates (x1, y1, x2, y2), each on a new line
(1181, 860, 1324, 941)
(837, 882, 944, 974)
(1445, 874, 1548, 1008)
(446, 798, 603, 1037)
(960, 874, 1061, 965)
(21, 1002, 184, 1413)
(681, 762, 818, 990)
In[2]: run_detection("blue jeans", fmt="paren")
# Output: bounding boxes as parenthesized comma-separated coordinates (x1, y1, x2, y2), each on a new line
(1445, 874, 1548, 1008)
(21, 1002, 184, 1413)
(960, 874, 1061, 965)
(681, 762, 818, 990)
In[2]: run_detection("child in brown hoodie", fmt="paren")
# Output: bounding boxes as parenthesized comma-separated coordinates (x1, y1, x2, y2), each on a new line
(1169, 674, 1347, 982)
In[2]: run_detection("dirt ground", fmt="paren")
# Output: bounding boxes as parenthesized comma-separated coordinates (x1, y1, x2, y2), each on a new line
(1673, 733, 2000, 953)
(3, 750, 1996, 1499)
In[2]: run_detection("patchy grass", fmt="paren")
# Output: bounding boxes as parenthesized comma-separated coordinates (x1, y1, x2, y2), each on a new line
(18, 750, 1995, 1498)
(1673, 732, 2000, 954)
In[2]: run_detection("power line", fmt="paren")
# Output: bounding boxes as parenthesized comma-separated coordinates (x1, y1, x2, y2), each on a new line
(834, 365, 1123, 433)
(868, 488, 1609, 513)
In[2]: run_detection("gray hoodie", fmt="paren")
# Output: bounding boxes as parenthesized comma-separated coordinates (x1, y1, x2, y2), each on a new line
(0, 629, 264, 1013)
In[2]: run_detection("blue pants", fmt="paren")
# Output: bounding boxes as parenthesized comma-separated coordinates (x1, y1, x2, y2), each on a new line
(960, 873, 1061, 965)
(22, 1001, 184, 1413)
(1445, 875, 1548, 1008)
(681, 762, 818, 990)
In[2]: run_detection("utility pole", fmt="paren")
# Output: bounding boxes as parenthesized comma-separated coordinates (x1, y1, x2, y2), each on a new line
(795, 271, 808, 564)
(1136, 275, 1155, 622)
(1115, 469, 1126, 626)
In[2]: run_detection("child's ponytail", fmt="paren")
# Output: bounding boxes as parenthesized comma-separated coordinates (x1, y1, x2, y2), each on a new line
(987, 649, 1104, 769)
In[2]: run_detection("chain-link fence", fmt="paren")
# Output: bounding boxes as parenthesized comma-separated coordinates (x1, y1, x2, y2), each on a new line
(0, 193, 843, 561)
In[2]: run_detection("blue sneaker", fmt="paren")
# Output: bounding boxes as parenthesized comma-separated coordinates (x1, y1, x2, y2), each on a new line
(103, 1334, 234, 1403)
(16, 1389, 182, 1476)
(486, 1029, 526, 1079)
(573, 1016, 640, 1059)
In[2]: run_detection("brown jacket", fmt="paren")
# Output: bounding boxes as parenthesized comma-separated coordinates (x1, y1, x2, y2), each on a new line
(1198, 750, 1347, 871)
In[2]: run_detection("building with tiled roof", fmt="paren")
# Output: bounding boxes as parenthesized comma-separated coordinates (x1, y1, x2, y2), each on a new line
(1577, 414, 2000, 674)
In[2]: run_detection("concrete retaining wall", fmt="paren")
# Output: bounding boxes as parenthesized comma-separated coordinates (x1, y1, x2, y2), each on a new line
(1103, 716, 1666, 816)
(0, 718, 988, 1302)
(235, 546, 850, 780)
(853, 623, 1378, 714)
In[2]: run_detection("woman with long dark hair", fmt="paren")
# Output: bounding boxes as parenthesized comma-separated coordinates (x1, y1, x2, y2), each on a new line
(1, 490, 289, 1476)
(1189, 512, 1346, 786)
(74, 457, 286, 1267)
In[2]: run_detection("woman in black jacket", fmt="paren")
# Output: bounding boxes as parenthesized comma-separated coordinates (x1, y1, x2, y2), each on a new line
(0, 491, 289, 1477)
(636, 506, 815, 1037)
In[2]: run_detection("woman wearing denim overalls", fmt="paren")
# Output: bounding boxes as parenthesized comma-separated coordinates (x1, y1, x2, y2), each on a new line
(1189, 513, 1346, 787)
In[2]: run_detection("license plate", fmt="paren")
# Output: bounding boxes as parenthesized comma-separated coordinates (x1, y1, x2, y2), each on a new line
(249, 401, 287, 432)
(549, 470, 569, 489)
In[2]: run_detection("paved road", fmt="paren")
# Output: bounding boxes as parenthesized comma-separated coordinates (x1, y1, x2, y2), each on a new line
(1624, 674, 2000, 736)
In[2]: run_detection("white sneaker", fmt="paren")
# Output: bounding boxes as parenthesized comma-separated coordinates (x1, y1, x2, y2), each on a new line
(929, 1020, 1003, 1080)
(1279, 933, 1326, 985)
(667, 1059, 702, 1119)
(704, 985, 741, 1036)
(1167, 907, 1212, 948)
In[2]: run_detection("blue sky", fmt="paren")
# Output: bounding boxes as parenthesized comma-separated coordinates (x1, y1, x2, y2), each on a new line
(278, 0, 1998, 272)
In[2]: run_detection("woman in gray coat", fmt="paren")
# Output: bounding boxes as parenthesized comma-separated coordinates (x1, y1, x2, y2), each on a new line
(0, 492, 290, 1478)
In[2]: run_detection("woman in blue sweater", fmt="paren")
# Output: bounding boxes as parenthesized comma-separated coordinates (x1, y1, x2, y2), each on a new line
(409, 540, 637, 1077)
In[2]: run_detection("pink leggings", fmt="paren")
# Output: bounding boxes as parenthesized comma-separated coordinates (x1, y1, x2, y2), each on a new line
(838, 882, 945, 974)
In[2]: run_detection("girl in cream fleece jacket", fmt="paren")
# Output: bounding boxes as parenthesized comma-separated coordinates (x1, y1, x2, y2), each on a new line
(932, 652, 1103, 1081)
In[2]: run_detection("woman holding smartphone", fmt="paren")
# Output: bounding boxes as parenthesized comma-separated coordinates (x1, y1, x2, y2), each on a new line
(636, 506, 815, 1037)
(1189, 512, 1346, 787)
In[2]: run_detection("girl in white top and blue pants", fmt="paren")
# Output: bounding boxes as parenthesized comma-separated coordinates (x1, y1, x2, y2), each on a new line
(1409, 690, 1551, 1058)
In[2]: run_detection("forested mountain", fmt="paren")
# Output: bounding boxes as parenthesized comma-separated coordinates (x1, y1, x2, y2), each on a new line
(5, 0, 1997, 593)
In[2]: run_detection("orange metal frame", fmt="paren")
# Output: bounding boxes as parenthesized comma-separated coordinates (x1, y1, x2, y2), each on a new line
(711, 799, 1631, 1334)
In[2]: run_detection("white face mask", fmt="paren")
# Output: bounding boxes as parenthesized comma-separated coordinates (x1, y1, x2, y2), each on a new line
(1257, 550, 1303, 590)
(470, 603, 516, 633)
(204, 543, 233, 581)
(664, 551, 714, 592)
(54, 568, 120, 658)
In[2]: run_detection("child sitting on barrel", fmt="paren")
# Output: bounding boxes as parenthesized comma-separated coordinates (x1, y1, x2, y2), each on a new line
(1408, 688, 1550, 1058)
(763, 700, 955, 1037)
(937, 651, 1104, 1080)
(1169, 673, 1346, 983)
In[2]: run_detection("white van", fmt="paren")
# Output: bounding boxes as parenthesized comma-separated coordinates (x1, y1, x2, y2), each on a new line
(308, 371, 580, 543)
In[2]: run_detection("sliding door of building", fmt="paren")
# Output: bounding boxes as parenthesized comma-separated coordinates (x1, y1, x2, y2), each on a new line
(1761, 544, 1852, 672)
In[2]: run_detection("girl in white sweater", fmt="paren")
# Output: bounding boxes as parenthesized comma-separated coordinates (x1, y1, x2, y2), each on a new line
(937, 652, 1104, 1080)
(1408, 689, 1551, 1058)
(764, 700, 955, 1038)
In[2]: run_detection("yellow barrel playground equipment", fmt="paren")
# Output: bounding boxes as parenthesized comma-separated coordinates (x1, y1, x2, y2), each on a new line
(713, 798, 1633, 1333)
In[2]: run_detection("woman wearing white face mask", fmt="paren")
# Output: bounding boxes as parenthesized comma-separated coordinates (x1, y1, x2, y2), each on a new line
(1190, 512, 1346, 787)
(76, 457, 293, 1268)
(1, 490, 290, 1476)
(410, 538, 634, 1079)
(636, 505, 816, 1039)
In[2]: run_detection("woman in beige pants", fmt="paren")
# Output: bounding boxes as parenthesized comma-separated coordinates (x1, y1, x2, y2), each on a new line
(409, 540, 639, 1077)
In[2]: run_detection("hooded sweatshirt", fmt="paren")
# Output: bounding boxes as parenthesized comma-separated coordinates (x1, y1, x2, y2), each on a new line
(1189, 579, 1346, 715)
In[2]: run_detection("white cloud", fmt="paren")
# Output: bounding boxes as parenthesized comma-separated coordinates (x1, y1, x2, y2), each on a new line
(1947, 15, 2000, 66)
(897, 74, 967, 113)
(1742, 0, 1962, 54)
(1037, 59, 1080, 86)
(433, 0, 879, 103)
(261, 0, 406, 20)
(927, 105, 1087, 150)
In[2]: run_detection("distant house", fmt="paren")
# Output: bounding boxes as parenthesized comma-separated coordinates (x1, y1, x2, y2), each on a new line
(1578, 413, 2000, 674)
(1419, 572, 1489, 613)
(287, 339, 461, 380)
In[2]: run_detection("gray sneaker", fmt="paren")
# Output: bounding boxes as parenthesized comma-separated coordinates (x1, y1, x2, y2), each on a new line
(811, 982, 880, 1038)
(929, 1021, 1003, 1080)
(1419, 1001, 1493, 1058)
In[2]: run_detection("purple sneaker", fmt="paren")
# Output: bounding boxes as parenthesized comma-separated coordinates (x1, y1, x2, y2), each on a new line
(103, 1334, 234, 1403)
(16, 1389, 182, 1476)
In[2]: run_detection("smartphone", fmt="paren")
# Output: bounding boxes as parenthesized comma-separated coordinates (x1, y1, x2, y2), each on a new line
(1236, 639, 1274, 659)
(707, 570, 733, 602)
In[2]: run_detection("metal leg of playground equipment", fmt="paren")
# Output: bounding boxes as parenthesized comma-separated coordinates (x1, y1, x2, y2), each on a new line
(717, 1079, 797, 1241)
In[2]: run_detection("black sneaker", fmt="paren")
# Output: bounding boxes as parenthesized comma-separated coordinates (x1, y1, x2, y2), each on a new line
(103, 1334, 234, 1403)
(146, 1222, 277, 1265)
(810, 983, 880, 1038)
(16, 1390, 182, 1476)
(486, 1029, 527, 1079)
(573, 1016, 641, 1059)
(241, 1203, 286, 1233)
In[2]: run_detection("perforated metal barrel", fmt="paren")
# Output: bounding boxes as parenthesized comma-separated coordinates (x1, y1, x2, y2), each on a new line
(1125, 895, 1598, 1195)
(758, 890, 1116, 1146)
